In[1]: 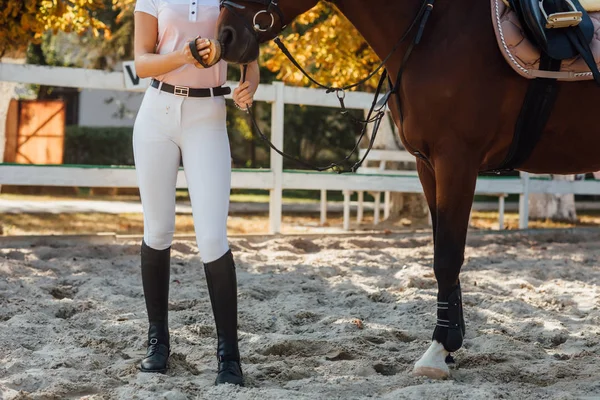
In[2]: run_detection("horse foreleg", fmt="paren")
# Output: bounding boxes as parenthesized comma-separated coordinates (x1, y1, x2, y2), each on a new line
(413, 153, 478, 379)
(417, 159, 437, 243)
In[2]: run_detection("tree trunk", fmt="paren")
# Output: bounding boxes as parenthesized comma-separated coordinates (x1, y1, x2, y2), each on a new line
(363, 111, 429, 221)
(529, 174, 577, 222)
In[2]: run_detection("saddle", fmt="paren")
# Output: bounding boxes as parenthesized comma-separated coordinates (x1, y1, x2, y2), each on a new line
(489, 0, 600, 172)
(493, 0, 600, 81)
(512, 0, 600, 81)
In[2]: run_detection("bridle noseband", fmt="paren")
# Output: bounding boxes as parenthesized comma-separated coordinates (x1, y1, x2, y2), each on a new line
(220, 0, 286, 38)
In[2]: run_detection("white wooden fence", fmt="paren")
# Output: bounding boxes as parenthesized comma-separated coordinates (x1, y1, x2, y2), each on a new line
(1, 63, 600, 233)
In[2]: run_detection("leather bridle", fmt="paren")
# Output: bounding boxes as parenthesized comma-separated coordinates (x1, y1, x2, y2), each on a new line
(219, 0, 436, 173)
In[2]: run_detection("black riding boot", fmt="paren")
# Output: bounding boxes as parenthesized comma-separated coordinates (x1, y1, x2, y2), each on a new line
(204, 250, 244, 386)
(139, 241, 171, 373)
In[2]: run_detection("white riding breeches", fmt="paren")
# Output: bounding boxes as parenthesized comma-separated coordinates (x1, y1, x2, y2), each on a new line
(133, 85, 231, 263)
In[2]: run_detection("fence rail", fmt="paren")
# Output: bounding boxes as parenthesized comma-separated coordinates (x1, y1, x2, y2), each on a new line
(1, 63, 599, 232)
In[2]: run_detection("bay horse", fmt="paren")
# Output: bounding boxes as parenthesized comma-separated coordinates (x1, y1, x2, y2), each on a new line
(215, 0, 600, 379)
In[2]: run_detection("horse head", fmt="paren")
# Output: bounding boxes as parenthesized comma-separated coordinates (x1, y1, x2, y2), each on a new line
(217, 0, 319, 64)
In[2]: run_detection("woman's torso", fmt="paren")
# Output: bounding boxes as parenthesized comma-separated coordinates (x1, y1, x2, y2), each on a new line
(136, 0, 227, 88)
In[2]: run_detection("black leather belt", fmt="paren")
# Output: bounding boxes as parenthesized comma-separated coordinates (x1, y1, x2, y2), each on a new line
(150, 79, 231, 97)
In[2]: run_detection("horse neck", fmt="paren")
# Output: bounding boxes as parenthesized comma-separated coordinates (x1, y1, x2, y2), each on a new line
(333, 0, 425, 74)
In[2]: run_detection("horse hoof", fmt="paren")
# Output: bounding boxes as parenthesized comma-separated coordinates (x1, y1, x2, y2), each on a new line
(412, 341, 450, 379)
(412, 366, 450, 379)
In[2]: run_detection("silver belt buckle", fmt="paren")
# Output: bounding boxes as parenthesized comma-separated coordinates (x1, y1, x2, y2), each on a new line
(174, 85, 190, 97)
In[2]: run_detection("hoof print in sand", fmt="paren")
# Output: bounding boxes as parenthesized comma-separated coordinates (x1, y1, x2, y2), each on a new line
(243, 286, 278, 301)
(278, 366, 312, 382)
(193, 325, 215, 337)
(325, 350, 355, 361)
(373, 362, 398, 376)
(367, 290, 396, 303)
(458, 353, 507, 368)
(363, 335, 386, 344)
(392, 330, 416, 343)
(288, 311, 320, 325)
(49, 285, 77, 300)
(288, 238, 321, 254)
(167, 353, 200, 375)
(4, 250, 26, 260)
(261, 340, 329, 357)
(168, 299, 198, 312)
(55, 305, 78, 319)
(348, 239, 391, 249)
(255, 363, 313, 383)
(406, 276, 437, 289)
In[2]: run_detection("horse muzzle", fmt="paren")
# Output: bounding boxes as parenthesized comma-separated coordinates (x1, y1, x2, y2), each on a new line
(218, 25, 260, 64)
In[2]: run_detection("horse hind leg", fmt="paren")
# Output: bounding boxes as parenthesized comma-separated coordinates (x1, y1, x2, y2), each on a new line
(412, 153, 478, 379)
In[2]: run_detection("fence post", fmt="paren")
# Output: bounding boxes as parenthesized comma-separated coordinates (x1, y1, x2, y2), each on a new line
(498, 195, 505, 230)
(269, 82, 284, 234)
(320, 189, 327, 225)
(343, 190, 351, 230)
(519, 172, 530, 229)
(357, 191, 364, 223)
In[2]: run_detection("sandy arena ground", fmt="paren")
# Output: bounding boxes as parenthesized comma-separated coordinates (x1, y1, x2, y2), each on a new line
(1, 229, 599, 399)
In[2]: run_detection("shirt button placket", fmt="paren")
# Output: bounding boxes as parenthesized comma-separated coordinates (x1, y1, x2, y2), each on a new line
(189, 0, 197, 22)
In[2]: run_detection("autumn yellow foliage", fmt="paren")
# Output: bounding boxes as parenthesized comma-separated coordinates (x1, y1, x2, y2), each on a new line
(1, 0, 379, 92)
(0, 0, 127, 57)
(113, 0, 135, 22)
(261, 3, 380, 90)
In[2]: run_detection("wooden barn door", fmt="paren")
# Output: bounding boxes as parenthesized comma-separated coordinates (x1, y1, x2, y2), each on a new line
(4, 99, 65, 164)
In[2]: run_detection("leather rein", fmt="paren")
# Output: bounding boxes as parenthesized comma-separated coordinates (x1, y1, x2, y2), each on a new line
(220, 0, 435, 173)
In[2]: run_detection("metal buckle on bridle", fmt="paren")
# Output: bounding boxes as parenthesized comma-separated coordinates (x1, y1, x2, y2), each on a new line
(220, 0, 282, 33)
(540, 0, 582, 29)
(174, 86, 190, 97)
(333, 89, 348, 114)
(253, 9, 275, 31)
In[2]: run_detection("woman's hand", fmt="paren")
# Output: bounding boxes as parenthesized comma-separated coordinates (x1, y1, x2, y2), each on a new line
(181, 37, 221, 68)
(233, 81, 256, 110)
